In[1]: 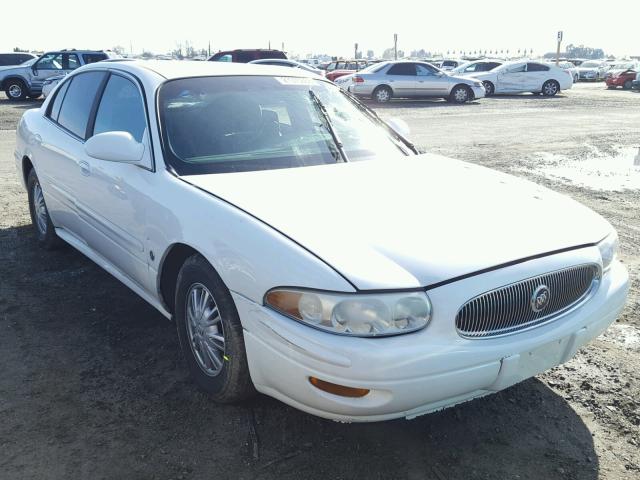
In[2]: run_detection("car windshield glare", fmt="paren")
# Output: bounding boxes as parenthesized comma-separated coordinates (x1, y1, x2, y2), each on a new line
(158, 76, 409, 175)
(581, 62, 601, 68)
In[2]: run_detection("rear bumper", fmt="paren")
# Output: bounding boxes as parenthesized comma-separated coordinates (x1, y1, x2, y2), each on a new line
(234, 248, 629, 422)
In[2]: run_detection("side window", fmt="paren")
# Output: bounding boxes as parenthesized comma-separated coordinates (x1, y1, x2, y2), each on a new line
(216, 54, 232, 62)
(93, 75, 147, 142)
(63, 54, 80, 70)
(387, 63, 416, 76)
(326, 62, 336, 71)
(235, 52, 254, 63)
(36, 53, 63, 70)
(82, 53, 107, 64)
(506, 64, 526, 73)
(416, 64, 436, 76)
(48, 80, 71, 122)
(57, 71, 107, 139)
(527, 63, 550, 72)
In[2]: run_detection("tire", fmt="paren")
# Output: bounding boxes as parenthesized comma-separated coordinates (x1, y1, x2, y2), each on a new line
(28, 93, 41, 99)
(542, 80, 560, 96)
(449, 85, 471, 104)
(482, 81, 494, 96)
(5, 79, 27, 100)
(372, 85, 392, 103)
(175, 254, 255, 403)
(27, 169, 63, 250)
(623, 80, 633, 90)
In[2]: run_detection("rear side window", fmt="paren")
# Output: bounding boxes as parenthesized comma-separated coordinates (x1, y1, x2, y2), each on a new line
(527, 63, 550, 72)
(93, 75, 146, 142)
(387, 63, 416, 75)
(82, 53, 107, 64)
(57, 71, 107, 139)
(235, 51, 255, 63)
(48, 80, 70, 121)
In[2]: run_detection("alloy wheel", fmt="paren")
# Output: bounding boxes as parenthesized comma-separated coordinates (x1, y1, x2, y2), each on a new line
(8, 84, 22, 99)
(32, 180, 48, 235)
(185, 283, 226, 376)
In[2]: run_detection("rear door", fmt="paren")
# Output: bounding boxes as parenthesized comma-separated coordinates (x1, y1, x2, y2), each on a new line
(525, 63, 551, 90)
(385, 63, 418, 97)
(37, 71, 108, 240)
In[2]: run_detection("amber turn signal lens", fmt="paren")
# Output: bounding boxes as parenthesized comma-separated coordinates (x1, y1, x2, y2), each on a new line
(265, 290, 302, 319)
(309, 377, 370, 398)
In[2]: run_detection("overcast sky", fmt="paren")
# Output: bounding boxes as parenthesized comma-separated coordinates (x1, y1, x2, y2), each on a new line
(3, 0, 638, 58)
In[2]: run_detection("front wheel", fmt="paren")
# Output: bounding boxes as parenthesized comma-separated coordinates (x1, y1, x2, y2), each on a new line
(175, 254, 255, 403)
(5, 79, 27, 100)
(449, 85, 471, 104)
(542, 80, 560, 96)
(482, 81, 494, 96)
(623, 80, 633, 90)
(27, 169, 63, 250)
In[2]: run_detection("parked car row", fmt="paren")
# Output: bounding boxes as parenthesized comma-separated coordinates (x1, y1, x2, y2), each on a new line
(335, 59, 572, 103)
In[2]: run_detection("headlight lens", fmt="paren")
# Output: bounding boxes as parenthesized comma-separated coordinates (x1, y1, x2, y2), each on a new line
(265, 289, 432, 337)
(598, 231, 619, 273)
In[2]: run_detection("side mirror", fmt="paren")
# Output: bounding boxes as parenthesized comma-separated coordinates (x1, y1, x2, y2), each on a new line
(85, 131, 145, 163)
(386, 117, 411, 138)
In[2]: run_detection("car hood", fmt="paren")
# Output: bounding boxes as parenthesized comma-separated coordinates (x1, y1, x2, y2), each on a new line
(577, 67, 601, 72)
(184, 155, 611, 290)
(0, 65, 25, 75)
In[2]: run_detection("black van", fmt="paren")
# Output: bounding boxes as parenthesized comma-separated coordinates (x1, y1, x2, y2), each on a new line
(208, 49, 286, 63)
(0, 52, 37, 67)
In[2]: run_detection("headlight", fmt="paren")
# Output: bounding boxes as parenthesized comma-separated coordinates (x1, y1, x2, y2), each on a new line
(265, 288, 432, 337)
(474, 81, 484, 88)
(598, 231, 619, 273)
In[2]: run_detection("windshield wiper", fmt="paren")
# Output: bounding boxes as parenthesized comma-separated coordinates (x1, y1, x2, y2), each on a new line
(308, 89, 348, 163)
(339, 89, 420, 155)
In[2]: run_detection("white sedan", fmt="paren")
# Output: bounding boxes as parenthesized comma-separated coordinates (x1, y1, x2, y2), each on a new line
(464, 61, 573, 96)
(15, 60, 628, 422)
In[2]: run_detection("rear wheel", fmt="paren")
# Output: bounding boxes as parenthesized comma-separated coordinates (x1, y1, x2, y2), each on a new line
(449, 85, 471, 104)
(542, 80, 560, 96)
(5, 79, 27, 100)
(482, 81, 494, 96)
(175, 254, 255, 403)
(373, 85, 392, 103)
(27, 169, 63, 250)
(623, 80, 633, 90)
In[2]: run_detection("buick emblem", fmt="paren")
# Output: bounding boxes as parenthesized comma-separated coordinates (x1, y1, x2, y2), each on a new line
(531, 285, 551, 312)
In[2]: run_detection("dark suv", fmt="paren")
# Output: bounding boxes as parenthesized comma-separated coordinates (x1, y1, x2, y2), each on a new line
(208, 49, 287, 63)
(0, 52, 37, 67)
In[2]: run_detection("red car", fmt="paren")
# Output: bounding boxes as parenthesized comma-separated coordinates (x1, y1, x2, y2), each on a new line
(605, 63, 640, 90)
(325, 60, 371, 81)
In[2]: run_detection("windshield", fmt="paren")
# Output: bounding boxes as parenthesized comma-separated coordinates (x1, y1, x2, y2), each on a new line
(613, 63, 634, 70)
(158, 76, 411, 175)
(581, 61, 602, 68)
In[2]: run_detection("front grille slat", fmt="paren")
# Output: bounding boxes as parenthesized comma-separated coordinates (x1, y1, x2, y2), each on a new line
(455, 264, 600, 339)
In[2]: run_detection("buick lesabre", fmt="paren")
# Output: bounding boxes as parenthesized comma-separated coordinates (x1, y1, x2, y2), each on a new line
(15, 60, 628, 422)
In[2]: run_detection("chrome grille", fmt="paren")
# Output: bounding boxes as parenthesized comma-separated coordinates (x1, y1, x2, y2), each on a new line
(455, 264, 600, 339)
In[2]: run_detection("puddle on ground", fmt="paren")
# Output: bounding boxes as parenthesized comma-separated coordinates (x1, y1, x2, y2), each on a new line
(528, 146, 640, 191)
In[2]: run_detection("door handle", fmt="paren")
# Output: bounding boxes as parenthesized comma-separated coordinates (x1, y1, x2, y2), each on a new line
(79, 160, 91, 176)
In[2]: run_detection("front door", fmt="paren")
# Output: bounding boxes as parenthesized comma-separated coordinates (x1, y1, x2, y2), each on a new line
(74, 72, 155, 293)
(415, 63, 449, 96)
(30, 52, 80, 91)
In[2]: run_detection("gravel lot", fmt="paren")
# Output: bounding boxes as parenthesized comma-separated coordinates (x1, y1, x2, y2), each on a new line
(1, 83, 638, 480)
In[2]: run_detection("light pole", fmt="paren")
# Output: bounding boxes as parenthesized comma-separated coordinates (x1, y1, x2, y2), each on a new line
(556, 31, 563, 65)
(394, 34, 398, 60)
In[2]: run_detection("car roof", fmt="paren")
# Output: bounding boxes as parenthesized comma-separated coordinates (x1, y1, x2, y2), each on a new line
(80, 59, 319, 80)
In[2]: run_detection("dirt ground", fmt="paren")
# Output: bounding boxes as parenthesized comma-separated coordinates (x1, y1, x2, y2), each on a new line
(0, 83, 638, 480)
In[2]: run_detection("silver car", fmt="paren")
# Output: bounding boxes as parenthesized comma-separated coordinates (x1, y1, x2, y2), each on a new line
(347, 61, 485, 103)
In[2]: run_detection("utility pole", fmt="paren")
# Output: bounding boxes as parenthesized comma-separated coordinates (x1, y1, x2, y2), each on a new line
(282, 42, 285, 52)
(268, 40, 271, 49)
(208, 41, 211, 57)
(354, 42, 358, 59)
(556, 31, 563, 65)
(394, 33, 398, 60)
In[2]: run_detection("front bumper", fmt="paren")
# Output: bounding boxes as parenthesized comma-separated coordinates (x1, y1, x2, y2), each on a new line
(235, 247, 628, 422)
(470, 85, 486, 99)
